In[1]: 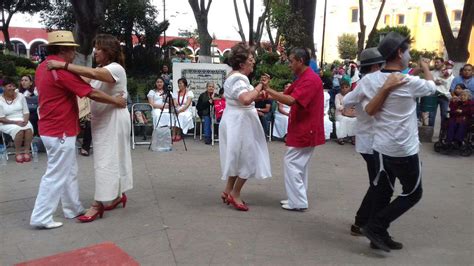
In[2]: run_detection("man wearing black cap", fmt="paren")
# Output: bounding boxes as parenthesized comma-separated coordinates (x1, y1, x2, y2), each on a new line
(354, 32, 437, 252)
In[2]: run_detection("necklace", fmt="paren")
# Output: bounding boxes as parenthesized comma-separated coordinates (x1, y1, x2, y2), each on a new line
(2, 94, 15, 105)
(178, 90, 186, 106)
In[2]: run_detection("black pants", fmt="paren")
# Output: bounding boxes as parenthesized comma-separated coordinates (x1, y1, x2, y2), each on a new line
(354, 153, 393, 227)
(367, 151, 423, 237)
(81, 121, 92, 152)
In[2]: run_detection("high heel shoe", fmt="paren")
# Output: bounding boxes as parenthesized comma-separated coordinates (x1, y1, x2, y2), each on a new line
(104, 193, 127, 211)
(221, 192, 228, 203)
(226, 194, 249, 211)
(77, 204, 104, 223)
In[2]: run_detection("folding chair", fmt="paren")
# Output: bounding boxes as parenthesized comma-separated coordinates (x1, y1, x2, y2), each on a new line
(211, 107, 220, 146)
(1, 131, 34, 161)
(131, 103, 153, 149)
(193, 106, 203, 140)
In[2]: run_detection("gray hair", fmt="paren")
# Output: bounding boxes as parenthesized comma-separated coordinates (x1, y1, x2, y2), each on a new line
(206, 82, 215, 87)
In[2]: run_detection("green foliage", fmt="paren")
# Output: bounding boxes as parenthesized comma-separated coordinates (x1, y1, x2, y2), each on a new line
(269, 1, 307, 49)
(127, 76, 157, 102)
(258, 52, 280, 65)
(0, 54, 36, 69)
(254, 59, 293, 92)
(16, 67, 36, 77)
(40, 0, 74, 30)
(410, 49, 439, 62)
(366, 26, 413, 48)
(166, 39, 189, 48)
(331, 60, 342, 67)
(0, 60, 17, 77)
(337, 34, 358, 60)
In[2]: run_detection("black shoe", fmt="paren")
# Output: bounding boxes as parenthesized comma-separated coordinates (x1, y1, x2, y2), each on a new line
(204, 138, 212, 145)
(361, 226, 391, 252)
(350, 224, 363, 236)
(370, 237, 403, 250)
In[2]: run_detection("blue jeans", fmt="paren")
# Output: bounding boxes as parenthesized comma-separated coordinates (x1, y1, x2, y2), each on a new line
(202, 116, 211, 140)
(428, 96, 449, 126)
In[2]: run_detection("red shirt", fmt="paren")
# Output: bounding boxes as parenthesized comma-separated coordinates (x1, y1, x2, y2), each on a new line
(36, 55, 93, 137)
(285, 67, 325, 147)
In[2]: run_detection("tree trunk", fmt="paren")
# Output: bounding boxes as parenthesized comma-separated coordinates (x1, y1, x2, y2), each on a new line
(365, 0, 386, 49)
(1, 11, 15, 52)
(244, 0, 255, 46)
(357, 0, 366, 57)
(189, 0, 213, 62)
(70, 0, 109, 66)
(233, 0, 246, 43)
(290, 0, 316, 56)
(433, 0, 474, 63)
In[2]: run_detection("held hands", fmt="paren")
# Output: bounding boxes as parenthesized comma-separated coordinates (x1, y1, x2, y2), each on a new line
(419, 58, 430, 69)
(47, 60, 66, 70)
(260, 73, 271, 90)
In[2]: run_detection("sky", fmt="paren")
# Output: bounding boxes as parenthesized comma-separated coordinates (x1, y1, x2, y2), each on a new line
(10, 0, 269, 41)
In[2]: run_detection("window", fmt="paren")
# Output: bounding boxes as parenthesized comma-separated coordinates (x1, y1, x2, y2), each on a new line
(397, 14, 405, 24)
(453, 10, 462, 21)
(351, 8, 358, 23)
(424, 12, 432, 23)
(384, 15, 390, 24)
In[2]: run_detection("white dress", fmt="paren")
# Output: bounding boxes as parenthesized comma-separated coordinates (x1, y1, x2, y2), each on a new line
(272, 104, 290, 139)
(172, 90, 194, 134)
(147, 89, 174, 128)
(219, 73, 271, 180)
(0, 92, 33, 137)
(335, 93, 357, 138)
(323, 91, 333, 140)
(90, 63, 133, 202)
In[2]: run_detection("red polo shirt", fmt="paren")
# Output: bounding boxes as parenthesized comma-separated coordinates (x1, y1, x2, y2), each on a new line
(285, 67, 325, 147)
(36, 55, 93, 137)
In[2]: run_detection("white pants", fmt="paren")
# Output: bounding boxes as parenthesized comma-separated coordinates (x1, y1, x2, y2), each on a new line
(284, 146, 315, 209)
(30, 136, 84, 226)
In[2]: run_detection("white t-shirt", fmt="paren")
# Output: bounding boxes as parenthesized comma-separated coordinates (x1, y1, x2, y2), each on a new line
(357, 70, 437, 157)
(90, 62, 128, 114)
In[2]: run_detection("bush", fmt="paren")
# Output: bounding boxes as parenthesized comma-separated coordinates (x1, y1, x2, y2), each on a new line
(128, 76, 156, 102)
(16, 67, 36, 77)
(337, 34, 358, 60)
(0, 54, 37, 69)
(255, 63, 293, 91)
(0, 60, 16, 76)
(258, 52, 280, 65)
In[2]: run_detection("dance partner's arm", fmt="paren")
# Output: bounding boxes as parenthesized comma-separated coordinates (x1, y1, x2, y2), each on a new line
(47, 60, 115, 83)
(87, 90, 127, 108)
(364, 73, 408, 116)
(277, 102, 289, 116)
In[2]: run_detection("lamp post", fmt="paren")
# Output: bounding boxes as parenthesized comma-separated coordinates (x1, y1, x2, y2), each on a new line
(320, 0, 327, 68)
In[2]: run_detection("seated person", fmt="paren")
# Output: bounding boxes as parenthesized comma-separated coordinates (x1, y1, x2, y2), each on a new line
(172, 78, 194, 141)
(147, 77, 173, 129)
(255, 98, 272, 136)
(196, 82, 216, 145)
(323, 88, 333, 140)
(0, 78, 34, 163)
(273, 82, 291, 139)
(445, 89, 472, 146)
(335, 80, 357, 145)
(18, 75, 39, 136)
(213, 88, 226, 123)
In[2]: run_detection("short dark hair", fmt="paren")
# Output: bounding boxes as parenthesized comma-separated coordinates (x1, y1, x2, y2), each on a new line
(178, 77, 188, 87)
(360, 63, 383, 75)
(462, 64, 473, 70)
(46, 45, 61, 55)
(386, 40, 411, 62)
(434, 57, 444, 62)
(454, 83, 467, 90)
(2, 77, 17, 87)
(290, 48, 310, 66)
(227, 42, 253, 70)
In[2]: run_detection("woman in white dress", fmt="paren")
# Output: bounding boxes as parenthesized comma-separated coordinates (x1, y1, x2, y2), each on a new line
(47, 34, 132, 222)
(335, 81, 357, 144)
(323, 89, 333, 140)
(0, 78, 34, 163)
(172, 78, 194, 141)
(147, 77, 173, 128)
(219, 43, 271, 211)
(272, 82, 291, 139)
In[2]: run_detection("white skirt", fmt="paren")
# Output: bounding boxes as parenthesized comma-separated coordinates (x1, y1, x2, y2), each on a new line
(272, 112, 288, 139)
(0, 120, 33, 138)
(335, 115, 357, 138)
(151, 109, 174, 128)
(219, 106, 271, 180)
(324, 115, 333, 140)
(175, 110, 194, 134)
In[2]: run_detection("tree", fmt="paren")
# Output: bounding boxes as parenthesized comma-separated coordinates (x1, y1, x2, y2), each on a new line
(289, 0, 316, 56)
(268, 0, 307, 51)
(433, 0, 474, 68)
(366, 25, 412, 48)
(1, 0, 50, 51)
(40, 0, 75, 30)
(337, 34, 357, 60)
(356, 0, 386, 55)
(188, 0, 213, 62)
(233, 0, 271, 47)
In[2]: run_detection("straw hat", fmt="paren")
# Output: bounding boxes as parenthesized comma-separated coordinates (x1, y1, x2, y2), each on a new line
(359, 47, 385, 67)
(47, 30, 79, 47)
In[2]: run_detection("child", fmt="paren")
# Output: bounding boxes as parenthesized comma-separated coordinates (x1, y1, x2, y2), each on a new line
(446, 89, 472, 146)
(335, 80, 357, 145)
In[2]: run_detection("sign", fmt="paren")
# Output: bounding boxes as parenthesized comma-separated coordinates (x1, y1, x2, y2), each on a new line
(172, 63, 231, 101)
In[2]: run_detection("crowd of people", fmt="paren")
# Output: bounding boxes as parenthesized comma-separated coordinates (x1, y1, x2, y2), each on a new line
(0, 29, 473, 254)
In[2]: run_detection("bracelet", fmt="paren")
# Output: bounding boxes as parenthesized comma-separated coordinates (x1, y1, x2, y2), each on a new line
(64, 62, 69, 70)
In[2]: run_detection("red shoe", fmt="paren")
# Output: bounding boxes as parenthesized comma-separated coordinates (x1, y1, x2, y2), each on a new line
(15, 154, 24, 163)
(104, 193, 127, 211)
(77, 204, 104, 223)
(175, 135, 182, 142)
(226, 194, 249, 211)
(221, 192, 228, 203)
(23, 153, 31, 162)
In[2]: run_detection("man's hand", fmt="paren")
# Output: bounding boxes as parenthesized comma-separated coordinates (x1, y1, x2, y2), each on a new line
(260, 73, 271, 89)
(114, 96, 127, 108)
(383, 73, 408, 92)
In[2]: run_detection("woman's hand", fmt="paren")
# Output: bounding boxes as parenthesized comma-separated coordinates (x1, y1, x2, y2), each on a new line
(17, 120, 28, 127)
(47, 60, 66, 70)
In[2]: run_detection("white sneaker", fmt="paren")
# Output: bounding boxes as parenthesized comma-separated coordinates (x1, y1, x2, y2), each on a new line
(32, 221, 63, 229)
(280, 199, 289, 205)
(281, 204, 307, 212)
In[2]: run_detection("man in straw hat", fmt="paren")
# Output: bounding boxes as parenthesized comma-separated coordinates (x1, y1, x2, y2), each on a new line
(352, 32, 436, 252)
(342, 48, 406, 244)
(30, 31, 126, 229)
